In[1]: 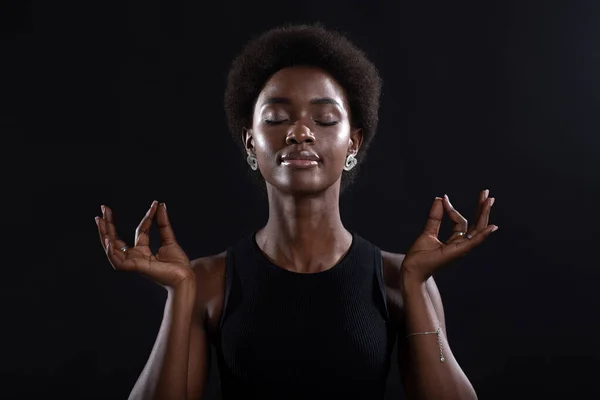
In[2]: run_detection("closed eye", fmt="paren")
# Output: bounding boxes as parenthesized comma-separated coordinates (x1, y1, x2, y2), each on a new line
(264, 119, 338, 126)
(264, 119, 287, 125)
(315, 121, 339, 126)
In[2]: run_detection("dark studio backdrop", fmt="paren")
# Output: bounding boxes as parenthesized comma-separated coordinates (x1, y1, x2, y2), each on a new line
(2, 1, 599, 399)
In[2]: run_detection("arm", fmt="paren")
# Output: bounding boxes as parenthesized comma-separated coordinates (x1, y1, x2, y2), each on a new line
(129, 256, 217, 400)
(384, 253, 474, 400)
(97, 202, 214, 400)
(387, 191, 496, 399)
(128, 278, 210, 400)
(398, 275, 477, 400)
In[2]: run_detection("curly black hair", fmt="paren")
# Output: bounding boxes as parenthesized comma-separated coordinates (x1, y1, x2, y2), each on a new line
(224, 23, 382, 192)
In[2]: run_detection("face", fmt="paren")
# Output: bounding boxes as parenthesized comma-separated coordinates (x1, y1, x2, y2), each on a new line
(244, 66, 362, 195)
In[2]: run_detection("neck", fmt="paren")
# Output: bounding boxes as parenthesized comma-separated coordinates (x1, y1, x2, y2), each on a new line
(256, 183, 352, 273)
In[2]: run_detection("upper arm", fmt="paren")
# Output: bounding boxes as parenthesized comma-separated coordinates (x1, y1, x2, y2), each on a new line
(186, 253, 226, 400)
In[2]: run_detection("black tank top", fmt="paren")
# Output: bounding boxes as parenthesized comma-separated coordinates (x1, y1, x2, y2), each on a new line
(211, 231, 396, 399)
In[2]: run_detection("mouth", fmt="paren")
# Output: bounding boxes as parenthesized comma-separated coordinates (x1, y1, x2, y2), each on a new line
(280, 150, 320, 168)
(281, 159, 319, 168)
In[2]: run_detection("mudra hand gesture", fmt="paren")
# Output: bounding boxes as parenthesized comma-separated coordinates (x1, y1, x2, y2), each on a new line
(95, 201, 193, 289)
(402, 189, 498, 283)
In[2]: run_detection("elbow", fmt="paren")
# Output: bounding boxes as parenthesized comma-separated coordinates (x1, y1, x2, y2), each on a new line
(434, 383, 478, 400)
(464, 387, 478, 400)
(450, 383, 477, 400)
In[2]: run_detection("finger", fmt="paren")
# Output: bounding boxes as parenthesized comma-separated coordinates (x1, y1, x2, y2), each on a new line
(135, 200, 158, 247)
(106, 236, 152, 273)
(156, 202, 177, 246)
(443, 224, 498, 260)
(101, 205, 128, 249)
(475, 196, 495, 232)
(422, 197, 444, 237)
(97, 214, 127, 251)
(476, 189, 489, 220)
(442, 194, 468, 234)
(96, 216, 107, 249)
(446, 231, 466, 244)
(105, 237, 128, 270)
(102, 205, 117, 239)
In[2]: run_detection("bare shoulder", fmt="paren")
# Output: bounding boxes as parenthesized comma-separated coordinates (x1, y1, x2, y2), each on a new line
(190, 251, 227, 333)
(380, 251, 406, 324)
(190, 251, 227, 281)
(381, 250, 406, 290)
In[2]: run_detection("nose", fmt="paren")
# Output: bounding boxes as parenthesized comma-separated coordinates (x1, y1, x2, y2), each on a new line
(286, 123, 315, 145)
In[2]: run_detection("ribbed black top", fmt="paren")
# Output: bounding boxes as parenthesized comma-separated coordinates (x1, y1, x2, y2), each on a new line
(212, 231, 396, 399)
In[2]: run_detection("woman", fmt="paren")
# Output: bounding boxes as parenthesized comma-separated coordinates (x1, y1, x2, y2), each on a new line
(95, 24, 497, 400)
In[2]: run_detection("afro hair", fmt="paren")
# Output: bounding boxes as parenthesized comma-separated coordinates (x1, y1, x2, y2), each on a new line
(224, 23, 382, 192)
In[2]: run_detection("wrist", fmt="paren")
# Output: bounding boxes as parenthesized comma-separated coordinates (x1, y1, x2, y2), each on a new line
(399, 270, 427, 296)
(168, 277, 196, 302)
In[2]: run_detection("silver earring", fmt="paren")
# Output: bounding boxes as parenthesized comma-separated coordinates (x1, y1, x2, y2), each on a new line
(247, 153, 258, 170)
(343, 153, 357, 171)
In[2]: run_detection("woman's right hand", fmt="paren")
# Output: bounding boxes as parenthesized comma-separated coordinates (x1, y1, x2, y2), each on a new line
(95, 201, 194, 289)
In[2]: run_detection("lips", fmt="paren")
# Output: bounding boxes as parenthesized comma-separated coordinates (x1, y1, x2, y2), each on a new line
(280, 150, 320, 162)
(280, 149, 320, 169)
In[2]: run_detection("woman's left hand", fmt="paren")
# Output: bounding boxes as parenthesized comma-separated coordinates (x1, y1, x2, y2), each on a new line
(401, 189, 498, 283)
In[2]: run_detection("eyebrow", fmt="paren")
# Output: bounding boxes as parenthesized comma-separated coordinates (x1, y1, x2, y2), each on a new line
(261, 97, 341, 107)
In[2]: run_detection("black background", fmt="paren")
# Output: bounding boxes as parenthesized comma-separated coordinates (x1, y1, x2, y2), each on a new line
(2, 1, 599, 399)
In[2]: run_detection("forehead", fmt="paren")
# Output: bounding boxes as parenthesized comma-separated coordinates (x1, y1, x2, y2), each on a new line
(258, 66, 347, 105)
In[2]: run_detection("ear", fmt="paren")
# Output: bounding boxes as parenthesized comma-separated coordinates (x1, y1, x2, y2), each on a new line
(348, 128, 363, 155)
(242, 128, 255, 154)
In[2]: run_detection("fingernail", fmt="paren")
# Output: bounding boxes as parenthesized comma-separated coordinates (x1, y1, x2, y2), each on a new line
(162, 202, 167, 211)
(101, 205, 105, 214)
(485, 189, 489, 196)
(95, 216, 99, 225)
(444, 194, 452, 206)
(105, 238, 109, 247)
(491, 225, 498, 232)
(490, 198, 495, 206)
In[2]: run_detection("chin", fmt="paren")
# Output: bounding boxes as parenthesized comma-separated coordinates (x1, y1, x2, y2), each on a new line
(267, 173, 336, 196)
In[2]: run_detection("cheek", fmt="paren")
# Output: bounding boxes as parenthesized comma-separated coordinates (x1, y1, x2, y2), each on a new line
(252, 133, 267, 149)
(329, 127, 352, 157)
(252, 131, 280, 159)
